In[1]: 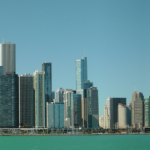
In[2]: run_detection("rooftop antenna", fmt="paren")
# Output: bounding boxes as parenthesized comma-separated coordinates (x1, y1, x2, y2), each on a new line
(2, 38, 4, 43)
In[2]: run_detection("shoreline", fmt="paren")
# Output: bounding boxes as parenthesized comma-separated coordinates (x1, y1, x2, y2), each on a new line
(0, 133, 150, 136)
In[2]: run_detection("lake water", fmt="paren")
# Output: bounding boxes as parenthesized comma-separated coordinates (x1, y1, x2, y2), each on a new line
(0, 135, 149, 150)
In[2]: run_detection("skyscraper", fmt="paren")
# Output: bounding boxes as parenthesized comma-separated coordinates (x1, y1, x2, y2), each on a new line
(100, 97, 126, 129)
(127, 103, 132, 126)
(33, 70, 45, 128)
(0, 73, 18, 127)
(42, 62, 52, 103)
(87, 87, 99, 128)
(145, 96, 150, 127)
(46, 102, 64, 128)
(76, 57, 87, 97)
(56, 88, 64, 102)
(19, 74, 35, 128)
(118, 103, 127, 128)
(110, 98, 126, 129)
(131, 91, 144, 128)
(81, 80, 93, 127)
(134, 97, 144, 128)
(64, 89, 74, 128)
(63, 89, 81, 128)
(73, 93, 81, 128)
(99, 98, 111, 129)
(0, 42, 16, 75)
(83, 80, 93, 98)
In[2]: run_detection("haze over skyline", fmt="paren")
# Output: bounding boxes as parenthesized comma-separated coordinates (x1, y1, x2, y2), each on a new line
(0, 0, 149, 116)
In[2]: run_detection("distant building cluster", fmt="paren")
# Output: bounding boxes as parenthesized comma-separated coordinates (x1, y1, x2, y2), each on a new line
(99, 92, 150, 130)
(0, 42, 99, 129)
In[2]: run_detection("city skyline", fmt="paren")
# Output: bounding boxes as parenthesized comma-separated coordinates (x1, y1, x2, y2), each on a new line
(0, 0, 149, 116)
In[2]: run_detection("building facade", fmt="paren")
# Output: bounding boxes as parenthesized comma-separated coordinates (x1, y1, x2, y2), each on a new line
(99, 97, 111, 129)
(134, 97, 144, 128)
(87, 87, 99, 128)
(47, 102, 64, 128)
(33, 70, 45, 128)
(145, 96, 150, 127)
(76, 57, 87, 97)
(127, 103, 132, 126)
(131, 91, 144, 126)
(56, 88, 64, 102)
(63, 89, 74, 128)
(19, 74, 35, 128)
(110, 98, 126, 129)
(118, 103, 127, 128)
(73, 93, 81, 127)
(0, 42, 16, 75)
(63, 90, 82, 128)
(81, 80, 93, 127)
(0, 73, 18, 127)
(42, 62, 52, 103)
(0, 66, 3, 75)
(83, 80, 93, 98)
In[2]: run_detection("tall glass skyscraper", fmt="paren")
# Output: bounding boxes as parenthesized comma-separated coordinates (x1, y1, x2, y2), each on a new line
(42, 62, 52, 103)
(33, 70, 45, 128)
(76, 57, 87, 97)
(81, 80, 93, 127)
(87, 87, 99, 128)
(73, 93, 81, 127)
(145, 96, 150, 127)
(46, 102, 64, 128)
(0, 73, 18, 127)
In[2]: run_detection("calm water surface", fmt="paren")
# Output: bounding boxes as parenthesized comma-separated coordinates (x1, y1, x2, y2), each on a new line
(0, 135, 149, 150)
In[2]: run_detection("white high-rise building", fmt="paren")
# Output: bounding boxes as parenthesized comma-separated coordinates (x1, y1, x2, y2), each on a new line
(63, 89, 74, 128)
(0, 42, 16, 75)
(33, 70, 45, 128)
(118, 103, 127, 128)
(99, 97, 111, 129)
(56, 88, 64, 102)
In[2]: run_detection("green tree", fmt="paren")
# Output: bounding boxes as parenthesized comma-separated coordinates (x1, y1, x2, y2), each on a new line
(90, 130, 93, 134)
(24, 130, 26, 133)
(58, 130, 61, 134)
(132, 128, 137, 133)
(109, 129, 113, 133)
(82, 129, 86, 134)
(100, 129, 105, 133)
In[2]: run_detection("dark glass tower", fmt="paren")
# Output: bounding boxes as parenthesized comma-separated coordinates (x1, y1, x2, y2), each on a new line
(73, 93, 81, 128)
(110, 98, 126, 129)
(42, 62, 52, 103)
(0, 73, 18, 127)
(19, 74, 35, 128)
(42, 62, 52, 127)
(87, 87, 99, 128)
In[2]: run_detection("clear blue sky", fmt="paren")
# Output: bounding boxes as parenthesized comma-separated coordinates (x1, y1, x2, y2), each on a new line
(0, 0, 149, 116)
